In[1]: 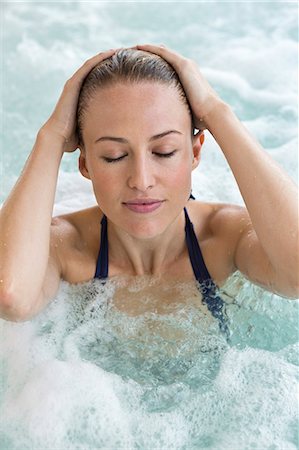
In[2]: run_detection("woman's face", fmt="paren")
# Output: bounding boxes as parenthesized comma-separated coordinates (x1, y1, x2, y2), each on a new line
(79, 82, 203, 239)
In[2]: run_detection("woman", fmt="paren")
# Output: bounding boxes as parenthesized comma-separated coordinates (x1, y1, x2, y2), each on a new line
(0, 44, 298, 324)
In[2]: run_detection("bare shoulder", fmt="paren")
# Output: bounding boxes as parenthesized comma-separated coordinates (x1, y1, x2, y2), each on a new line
(187, 200, 252, 284)
(25, 206, 103, 319)
(208, 202, 251, 235)
(52, 205, 102, 230)
(50, 206, 103, 281)
(51, 205, 102, 242)
(188, 199, 251, 238)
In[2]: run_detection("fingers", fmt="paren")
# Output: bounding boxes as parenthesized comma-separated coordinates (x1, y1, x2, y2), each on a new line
(135, 43, 185, 67)
(68, 48, 117, 84)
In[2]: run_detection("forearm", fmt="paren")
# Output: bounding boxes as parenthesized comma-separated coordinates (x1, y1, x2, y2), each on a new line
(0, 130, 64, 307)
(204, 101, 298, 276)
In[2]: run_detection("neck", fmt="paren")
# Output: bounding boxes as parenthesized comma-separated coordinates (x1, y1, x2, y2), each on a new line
(108, 210, 186, 276)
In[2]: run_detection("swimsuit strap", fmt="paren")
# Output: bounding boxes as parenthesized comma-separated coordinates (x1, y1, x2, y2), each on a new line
(94, 193, 195, 279)
(94, 204, 229, 338)
(184, 204, 230, 338)
(94, 201, 216, 284)
(183, 206, 211, 283)
(94, 214, 108, 279)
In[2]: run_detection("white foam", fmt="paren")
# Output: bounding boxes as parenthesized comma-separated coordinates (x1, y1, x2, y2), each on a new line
(1, 2, 298, 448)
(1, 360, 134, 449)
(0, 276, 298, 448)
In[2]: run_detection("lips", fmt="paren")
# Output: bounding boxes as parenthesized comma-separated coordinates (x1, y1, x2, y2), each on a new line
(124, 198, 163, 205)
(123, 199, 164, 213)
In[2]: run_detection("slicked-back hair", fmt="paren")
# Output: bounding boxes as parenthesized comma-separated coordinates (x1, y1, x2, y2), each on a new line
(76, 48, 193, 148)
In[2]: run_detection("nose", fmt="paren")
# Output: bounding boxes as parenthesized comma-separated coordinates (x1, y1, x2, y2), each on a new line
(127, 155, 155, 192)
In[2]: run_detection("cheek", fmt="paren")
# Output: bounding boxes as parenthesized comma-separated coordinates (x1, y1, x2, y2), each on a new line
(95, 169, 114, 186)
(167, 154, 192, 187)
(88, 164, 119, 207)
(171, 163, 190, 181)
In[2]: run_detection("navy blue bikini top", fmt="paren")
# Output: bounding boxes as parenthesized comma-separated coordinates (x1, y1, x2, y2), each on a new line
(94, 195, 229, 337)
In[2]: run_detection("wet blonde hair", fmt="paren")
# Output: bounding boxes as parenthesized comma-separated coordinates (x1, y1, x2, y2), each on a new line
(76, 48, 193, 147)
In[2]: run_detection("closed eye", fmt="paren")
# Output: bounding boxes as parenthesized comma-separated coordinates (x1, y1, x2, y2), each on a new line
(102, 150, 177, 163)
(154, 150, 177, 158)
(103, 155, 126, 163)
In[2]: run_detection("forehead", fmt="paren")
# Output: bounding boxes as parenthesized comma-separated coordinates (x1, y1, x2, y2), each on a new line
(82, 82, 191, 142)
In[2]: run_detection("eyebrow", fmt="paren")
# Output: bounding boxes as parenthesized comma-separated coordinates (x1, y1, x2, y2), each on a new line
(94, 130, 183, 144)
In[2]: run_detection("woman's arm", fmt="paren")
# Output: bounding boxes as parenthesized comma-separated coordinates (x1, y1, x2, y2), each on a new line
(204, 102, 298, 297)
(135, 44, 299, 297)
(0, 49, 117, 321)
(0, 132, 65, 320)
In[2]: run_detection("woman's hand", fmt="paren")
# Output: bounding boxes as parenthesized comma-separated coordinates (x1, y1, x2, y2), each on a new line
(40, 49, 116, 153)
(135, 44, 224, 130)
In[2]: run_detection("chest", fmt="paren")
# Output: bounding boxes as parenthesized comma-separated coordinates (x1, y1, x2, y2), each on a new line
(63, 237, 232, 296)
(109, 276, 210, 317)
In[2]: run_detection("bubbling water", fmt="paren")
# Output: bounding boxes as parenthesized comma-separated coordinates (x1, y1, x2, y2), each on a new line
(0, 273, 298, 449)
(1, 0, 298, 447)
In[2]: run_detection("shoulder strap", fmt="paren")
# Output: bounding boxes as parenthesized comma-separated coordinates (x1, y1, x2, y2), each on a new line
(184, 205, 230, 337)
(95, 203, 212, 282)
(94, 214, 108, 279)
(95, 203, 212, 283)
(184, 206, 212, 283)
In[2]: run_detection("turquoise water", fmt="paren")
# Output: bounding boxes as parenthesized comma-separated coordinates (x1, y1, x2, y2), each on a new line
(1, 2, 298, 449)
(0, 275, 298, 449)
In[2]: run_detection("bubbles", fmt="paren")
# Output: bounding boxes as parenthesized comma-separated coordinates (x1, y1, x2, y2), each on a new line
(1, 1, 298, 448)
(0, 360, 133, 450)
(221, 272, 299, 351)
(0, 273, 298, 448)
(211, 347, 298, 449)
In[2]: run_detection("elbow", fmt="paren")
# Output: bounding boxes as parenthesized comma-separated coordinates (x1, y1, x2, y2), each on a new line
(0, 286, 33, 322)
(288, 251, 299, 298)
(289, 281, 299, 299)
(286, 266, 299, 299)
(274, 255, 299, 299)
(279, 275, 299, 300)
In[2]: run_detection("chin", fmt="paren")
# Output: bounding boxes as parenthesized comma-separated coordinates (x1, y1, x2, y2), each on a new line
(107, 200, 185, 239)
(125, 222, 164, 240)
